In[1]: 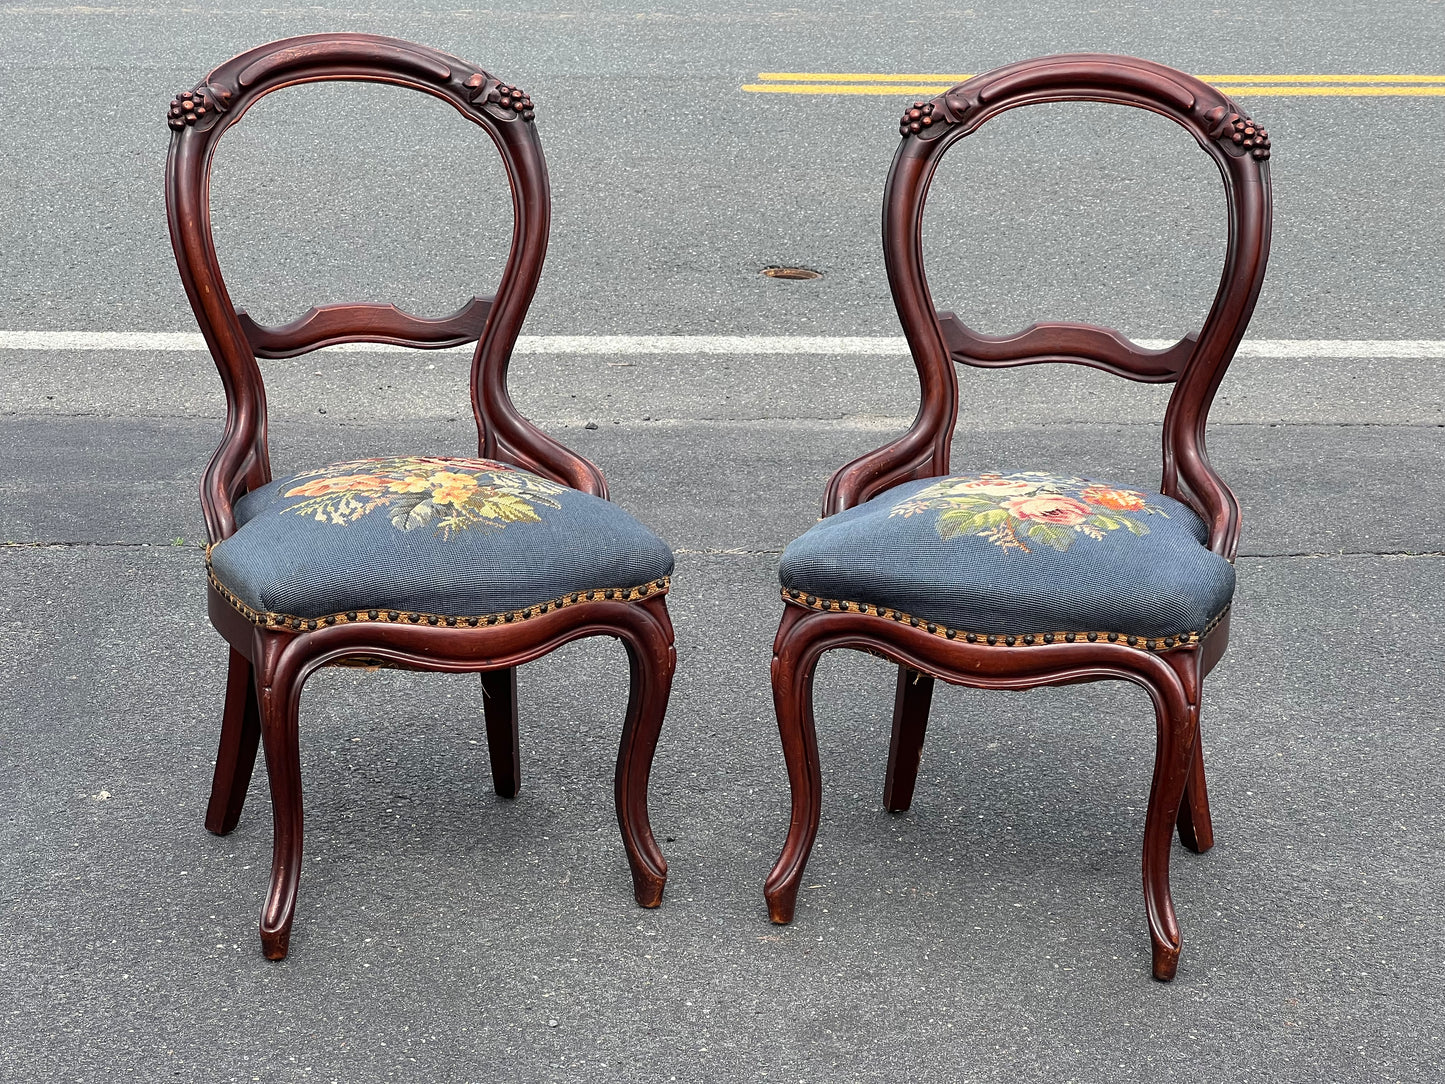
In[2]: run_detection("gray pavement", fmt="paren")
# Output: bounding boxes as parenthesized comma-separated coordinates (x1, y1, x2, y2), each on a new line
(2, 2, 1444, 1081)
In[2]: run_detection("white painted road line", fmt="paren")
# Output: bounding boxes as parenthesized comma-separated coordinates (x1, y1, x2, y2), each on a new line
(0, 331, 1444, 358)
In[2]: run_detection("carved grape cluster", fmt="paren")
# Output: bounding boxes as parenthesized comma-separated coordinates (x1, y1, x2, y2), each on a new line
(167, 89, 211, 130)
(899, 100, 937, 137)
(487, 82, 534, 121)
(1225, 111, 1270, 159)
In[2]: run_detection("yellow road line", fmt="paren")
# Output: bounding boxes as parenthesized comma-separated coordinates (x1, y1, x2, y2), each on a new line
(757, 72, 974, 82)
(1199, 73, 1445, 83)
(744, 83, 964, 95)
(747, 71, 1445, 96)
(757, 71, 1445, 83)
(746, 82, 1445, 97)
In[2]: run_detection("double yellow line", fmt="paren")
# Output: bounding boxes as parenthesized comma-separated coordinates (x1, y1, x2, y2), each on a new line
(744, 72, 1445, 97)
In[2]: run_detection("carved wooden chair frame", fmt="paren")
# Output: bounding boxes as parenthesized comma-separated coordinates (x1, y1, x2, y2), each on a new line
(165, 34, 673, 958)
(764, 54, 1272, 980)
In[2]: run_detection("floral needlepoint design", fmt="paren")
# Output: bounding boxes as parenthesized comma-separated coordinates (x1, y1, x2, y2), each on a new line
(278, 456, 563, 538)
(890, 472, 1169, 554)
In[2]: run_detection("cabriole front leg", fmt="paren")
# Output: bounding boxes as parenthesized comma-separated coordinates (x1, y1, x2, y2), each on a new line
(613, 596, 675, 908)
(1141, 651, 1202, 981)
(252, 633, 306, 960)
(764, 608, 825, 924)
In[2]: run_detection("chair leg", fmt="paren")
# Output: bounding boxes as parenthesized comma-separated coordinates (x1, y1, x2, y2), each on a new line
(1142, 652, 1201, 982)
(614, 599, 676, 908)
(206, 648, 262, 835)
(253, 639, 305, 960)
(480, 667, 520, 799)
(1176, 730, 1214, 854)
(883, 665, 934, 813)
(763, 614, 825, 925)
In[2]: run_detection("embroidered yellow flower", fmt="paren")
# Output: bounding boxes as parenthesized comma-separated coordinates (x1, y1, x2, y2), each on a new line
(386, 474, 433, 494)
(429, 471, 480, 506)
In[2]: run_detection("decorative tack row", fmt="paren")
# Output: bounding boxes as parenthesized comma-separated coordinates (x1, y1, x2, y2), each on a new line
(208, 566, 670, 631)
(781, 588, 1227, 653)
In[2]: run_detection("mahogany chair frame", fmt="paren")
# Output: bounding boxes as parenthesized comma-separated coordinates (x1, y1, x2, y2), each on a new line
(165, 34, 674, 959)
(764, 54, 1272, 980)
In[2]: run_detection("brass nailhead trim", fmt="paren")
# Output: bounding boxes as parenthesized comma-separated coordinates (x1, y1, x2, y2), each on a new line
(206, 563, 671, 630)
(780, 588, 1227, 654)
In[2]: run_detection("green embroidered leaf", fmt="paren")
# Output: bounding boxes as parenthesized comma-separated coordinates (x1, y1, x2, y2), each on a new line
(1091, 514, 1120, 530)
(1025, 522, 1075, 552)
(389, 494, 435, 531)
(937, 506, 1009, 539)
(1117, 515, 1150, 536)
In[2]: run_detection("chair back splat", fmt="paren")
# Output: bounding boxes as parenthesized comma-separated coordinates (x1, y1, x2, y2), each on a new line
(827, 53, 1272, 562)
(164, 33, 605, 544)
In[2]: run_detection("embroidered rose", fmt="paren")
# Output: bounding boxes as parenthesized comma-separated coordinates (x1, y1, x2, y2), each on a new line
(1081, 485, 1146, 511)
(286, 474, 390, 498)
(890, 470, 1167, 554)
(1003, 495, 1091, 526)
(952, 475, 1035, 496)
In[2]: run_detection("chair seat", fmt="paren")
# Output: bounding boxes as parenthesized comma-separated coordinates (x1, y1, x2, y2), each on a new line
(208, 455, 673, 622)
(779, 470, 1234, 645)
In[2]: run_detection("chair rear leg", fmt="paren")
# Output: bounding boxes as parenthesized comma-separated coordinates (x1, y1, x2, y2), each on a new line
(1176, 733, 1214, 854)
(883, 665, 934, 812)
(481, 667, 520, 798)
(206, 648, 262, 835)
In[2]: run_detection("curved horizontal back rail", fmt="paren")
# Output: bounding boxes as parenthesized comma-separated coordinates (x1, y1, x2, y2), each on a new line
(238, 296, 494, 358)
(165, 33, 605, 542)
(828, 53, 1272, 560)
(937, 315, 1198, 383)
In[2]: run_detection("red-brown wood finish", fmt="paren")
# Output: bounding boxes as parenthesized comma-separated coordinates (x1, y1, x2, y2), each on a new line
(166, 34, 675, 958)
(767, 54, 1272, 981)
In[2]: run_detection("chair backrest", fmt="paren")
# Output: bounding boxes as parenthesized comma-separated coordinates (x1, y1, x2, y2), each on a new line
(165, 33, 606, 544)
(826, 54, 1272, 560)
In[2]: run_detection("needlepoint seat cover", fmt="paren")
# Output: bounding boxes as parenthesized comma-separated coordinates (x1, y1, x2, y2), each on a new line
(209, 456, 674, 621)
(779, 470, 1235, 642)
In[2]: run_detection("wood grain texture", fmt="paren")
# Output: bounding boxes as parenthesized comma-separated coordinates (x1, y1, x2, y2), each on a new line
(167, 34, 674, 958)
(771, 53, 1272, 982)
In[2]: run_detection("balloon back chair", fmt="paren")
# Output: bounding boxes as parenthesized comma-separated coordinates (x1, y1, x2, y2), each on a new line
(765, 54, 1271, 980)
(165, 34, 676, 958)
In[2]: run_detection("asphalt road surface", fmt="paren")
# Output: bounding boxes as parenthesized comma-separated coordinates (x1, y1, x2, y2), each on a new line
(2, 2, 1443, 1082)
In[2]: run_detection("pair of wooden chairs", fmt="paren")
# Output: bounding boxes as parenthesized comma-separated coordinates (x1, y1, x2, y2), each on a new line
(166, 35, 1270, 981)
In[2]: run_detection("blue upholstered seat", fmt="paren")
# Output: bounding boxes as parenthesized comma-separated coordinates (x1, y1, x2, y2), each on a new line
(780, 471, 1234, 645)
(208, 456, 674, 622)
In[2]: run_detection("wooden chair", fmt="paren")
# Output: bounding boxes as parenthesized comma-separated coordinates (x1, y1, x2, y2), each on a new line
(764, 54, 1272, 981)
(165, 34, 676, 959)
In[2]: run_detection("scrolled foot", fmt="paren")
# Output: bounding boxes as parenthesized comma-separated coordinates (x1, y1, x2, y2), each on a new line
(630, 862, 667, 909)
(1151, 936, 1181, 981)
(763, 878, 799, 925)
(260, 916, 292, 960)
